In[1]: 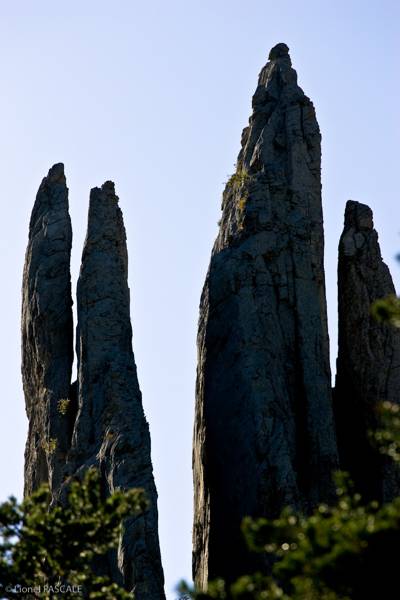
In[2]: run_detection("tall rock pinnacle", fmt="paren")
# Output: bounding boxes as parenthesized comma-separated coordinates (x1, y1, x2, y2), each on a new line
(193, 43, 338, 588)
(22, 171, 165, 599)
(70, 182, 165, 598)
(22, 163, 74, 496)
(334, 200, 400, 501)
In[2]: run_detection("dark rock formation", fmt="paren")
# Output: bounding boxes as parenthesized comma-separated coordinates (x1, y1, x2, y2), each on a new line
(70, 182, 165, 599)
(193, 43, 339, 589)
(334, 200, 400, 502)
(21, 163, 74, 496)
(22, 170, 165, 599)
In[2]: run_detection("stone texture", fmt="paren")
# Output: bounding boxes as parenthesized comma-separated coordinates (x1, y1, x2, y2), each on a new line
(334, 200, 400, 502)
(22, 170, 165, 599)
(69, 182, 165, 599)
(21, 163, 74, 496)
(193, 43, 339, 588)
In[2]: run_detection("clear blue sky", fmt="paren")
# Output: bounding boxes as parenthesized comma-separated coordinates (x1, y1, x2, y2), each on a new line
(0, 1, 399, 597)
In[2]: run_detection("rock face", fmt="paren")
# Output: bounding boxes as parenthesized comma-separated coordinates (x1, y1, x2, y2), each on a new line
(334, 200, 400, 502)
(21, 163, 74, 496)
(193, 43, 338, 588)
(70, 182, 165, 598)
(22, 169, 165, 599)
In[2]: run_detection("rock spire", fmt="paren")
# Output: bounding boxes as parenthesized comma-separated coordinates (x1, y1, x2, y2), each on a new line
(192, 43, 339, 588)
(70, 181, 165, 598)
(22, 163, 74, 496)
(22, 168, 165, 599)
(334, 200, 400, 502)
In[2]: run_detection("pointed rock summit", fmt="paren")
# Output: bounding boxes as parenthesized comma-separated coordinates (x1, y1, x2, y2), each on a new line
(334, 200, 400, 501)
(22, 169, 165, 599)
(193, 44, 339, 588)
(22, 163, 74, 496)
(70, 181, 165, 598)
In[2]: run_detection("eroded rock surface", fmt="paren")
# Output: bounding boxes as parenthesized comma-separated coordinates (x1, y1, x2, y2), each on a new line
(21, 163, 74, 496)
(70, 182, 165, 598)
(193, 43, 338, 588)
(22, 170, 165, 599)
(334, 200, 400, 501)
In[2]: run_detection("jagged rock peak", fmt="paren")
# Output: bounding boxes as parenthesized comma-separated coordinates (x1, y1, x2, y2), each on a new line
(71, 181, 131, 461)
(215, 41, 320, 253)
(23, 171, 165, 599)
(48, 161, 65, 178)
(41, 161, 65, 184)
(193, 45, 337, 589)
(82, 182, 125, 277)
(344, 199, 373, 231)
(335, 200, 400, 501)
(92, 179, 117, 196)
(268, 42, 290, 60)
(69, 181, 165, 599)
(258, 42, 293, 87)
(22, 163, 74, 496)
(28, 163, 66, 232)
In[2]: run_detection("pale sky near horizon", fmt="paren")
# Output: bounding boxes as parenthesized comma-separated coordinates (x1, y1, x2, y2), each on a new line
(0, 1, 399, 597)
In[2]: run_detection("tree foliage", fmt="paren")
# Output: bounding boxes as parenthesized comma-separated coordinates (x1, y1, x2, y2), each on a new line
(0, 469, 147, 599)
(371, 294, 400, 327)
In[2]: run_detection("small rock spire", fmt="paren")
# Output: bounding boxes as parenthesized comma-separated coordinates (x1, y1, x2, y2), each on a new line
(268, 42, 290, 60)
(334, 200, 400, 501)
(22, 163, 74, 496)
(70, 181, 165, 599)
(22, 171, 165, 599)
